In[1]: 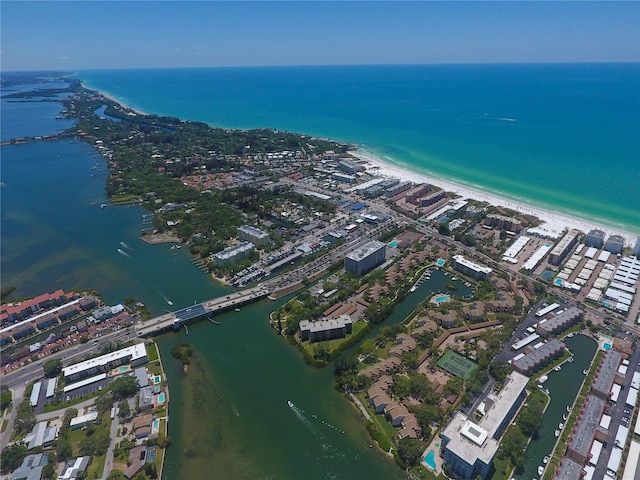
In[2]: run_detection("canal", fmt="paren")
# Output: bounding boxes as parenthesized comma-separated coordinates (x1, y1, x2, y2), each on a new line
(516, 333, 598, 480)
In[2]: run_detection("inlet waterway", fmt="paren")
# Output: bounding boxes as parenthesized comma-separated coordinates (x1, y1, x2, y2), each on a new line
(516, 334, 599, 480)
(1, 77, 403, 479)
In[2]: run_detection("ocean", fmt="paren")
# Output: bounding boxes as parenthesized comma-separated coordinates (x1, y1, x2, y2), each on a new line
(79, 63, 640, 233)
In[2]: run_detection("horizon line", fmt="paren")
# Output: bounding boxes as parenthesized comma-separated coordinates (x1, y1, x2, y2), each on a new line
(3, 60, 640, 74)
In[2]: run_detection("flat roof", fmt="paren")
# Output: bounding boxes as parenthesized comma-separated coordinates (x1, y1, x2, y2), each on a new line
(345, 240, 386, 261)
(479, 372, 528, 437)
(442, 372, 527, 467)
(568, 395, 606, 459)
(536, 303, 560, 317)
(62, 343, 146, 378)
(592, 349, 622, 395)
(452, 254, 492, 274)
(538, 307, 582, 334)
(622, 441, 640, 480)
(555, 457, 585, 480)
(442, 412, 499, 465)
(512, 339, 565, 372)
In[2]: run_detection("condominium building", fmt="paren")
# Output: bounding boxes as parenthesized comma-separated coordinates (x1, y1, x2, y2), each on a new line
(548, 230, 581, 266)
(441, 372, 528, 480)
(299, 315, 353, 342)
(211, 241, 255, 267)
(451, 255, 493, 280)
(344, 241, 387, 275)
(237, 225, 270, 247)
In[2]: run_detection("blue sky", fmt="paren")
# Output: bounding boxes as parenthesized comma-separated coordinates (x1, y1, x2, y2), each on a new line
(2, 1, 639, 71)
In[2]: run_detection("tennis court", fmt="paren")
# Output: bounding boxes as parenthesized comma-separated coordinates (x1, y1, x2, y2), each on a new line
(437, 350, 478, 380)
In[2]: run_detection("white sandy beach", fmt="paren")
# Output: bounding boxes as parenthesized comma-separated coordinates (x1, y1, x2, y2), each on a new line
(350, 150, 638, 247)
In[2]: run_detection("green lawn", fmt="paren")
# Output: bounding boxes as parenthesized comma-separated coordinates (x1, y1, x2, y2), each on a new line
(0, 419, 7, 433)
(146, 343, 159, 363)
(86, 453, 107, 479)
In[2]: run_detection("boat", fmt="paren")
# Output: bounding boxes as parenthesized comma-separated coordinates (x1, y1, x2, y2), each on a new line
(566, 405, 571, 412)
(538, 375, 549, 384)
(554, 366, 561, 371)
(538, 466, 544, 476)
(554, 430, 560, 437)
(559, 422, 564, 429)
(543, 456, 550, 464)
(582, 369, 588, 375)
(235, 308, 241, 312)
(167, 300, 173, 306)
(568, 357, 574, 363)
(287, 400, 294, 408)
(100, 204, 106, 209)
(410, 286, 417, 293)
(563, 414, 568, 421)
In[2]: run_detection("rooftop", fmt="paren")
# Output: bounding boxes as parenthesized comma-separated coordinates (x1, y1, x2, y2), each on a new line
(345, 240, 386, 261)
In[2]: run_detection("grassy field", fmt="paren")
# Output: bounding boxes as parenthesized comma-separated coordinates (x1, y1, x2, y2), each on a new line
(146, 343, 159, 363)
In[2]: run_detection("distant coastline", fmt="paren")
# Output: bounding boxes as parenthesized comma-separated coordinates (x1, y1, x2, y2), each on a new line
(80, 76, 639, 246)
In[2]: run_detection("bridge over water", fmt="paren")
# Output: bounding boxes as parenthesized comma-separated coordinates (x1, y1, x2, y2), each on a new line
(135, 284, 273, 337)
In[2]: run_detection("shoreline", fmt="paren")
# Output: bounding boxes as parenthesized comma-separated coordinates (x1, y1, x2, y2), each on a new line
(81, 82, 638, 246)
(351, 149, 639, 246)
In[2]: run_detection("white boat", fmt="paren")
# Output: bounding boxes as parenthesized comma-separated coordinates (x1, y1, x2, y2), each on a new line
(410, 286, 417, 293)
(566, 405, 571, 412)
(538, 466, 544, 476)
(563, 414, 568, 421)
(554, 366, 561, 371)
(543, 456, 550, 464)
(167, 300, 173, 306)
(554, 430, 560, 437)
(559, 422, 564, 429)
(582, 369, 588, 375)
(538, 375, 549, 384)
(287, 400, 294, 408)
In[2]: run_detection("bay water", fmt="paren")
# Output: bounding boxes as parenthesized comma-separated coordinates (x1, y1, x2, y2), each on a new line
(1, 79, 402, 478)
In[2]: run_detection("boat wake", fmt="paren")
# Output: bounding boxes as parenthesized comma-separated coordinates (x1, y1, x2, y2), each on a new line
(116, 248, 132, 259)
(288, 401, 319, 434)
(288, 401, 346, 435)
(120, 241, 132, 251)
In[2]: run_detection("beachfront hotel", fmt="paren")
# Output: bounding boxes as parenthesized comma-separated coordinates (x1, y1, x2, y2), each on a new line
(548, 229, 582, 266)
(440, 372, 528, 480)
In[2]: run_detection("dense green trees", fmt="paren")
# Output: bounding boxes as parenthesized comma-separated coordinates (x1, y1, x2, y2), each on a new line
(0, 385, 12, 410)
(43, 358, 63, 378)
(14, 399, 36, 436)
(111, 376, 140, 401)
(170, 344, 193, 366)
(0, 443, 28, 474)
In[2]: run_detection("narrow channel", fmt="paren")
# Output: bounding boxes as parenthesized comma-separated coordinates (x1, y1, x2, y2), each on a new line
(517, 333, 598, 479)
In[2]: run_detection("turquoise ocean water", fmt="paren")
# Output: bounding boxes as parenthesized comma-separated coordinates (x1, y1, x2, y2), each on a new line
(79, 63, 640, 233)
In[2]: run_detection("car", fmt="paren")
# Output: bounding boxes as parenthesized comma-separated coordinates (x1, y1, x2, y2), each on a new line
(74, 346, 78, 350)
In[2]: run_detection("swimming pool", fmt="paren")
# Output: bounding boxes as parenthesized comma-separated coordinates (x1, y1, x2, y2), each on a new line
(157, 393, 165, 404)
(152, 419, 160, 429)
(436, 258, 446, 267)
(433, 294, 450, 304)
(388, 240, 399, 248)
(425, 450, 437, 469)
(118, 366, 130, 373)
(153, 375, 161, 384)
(603, 343, 612, 350)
